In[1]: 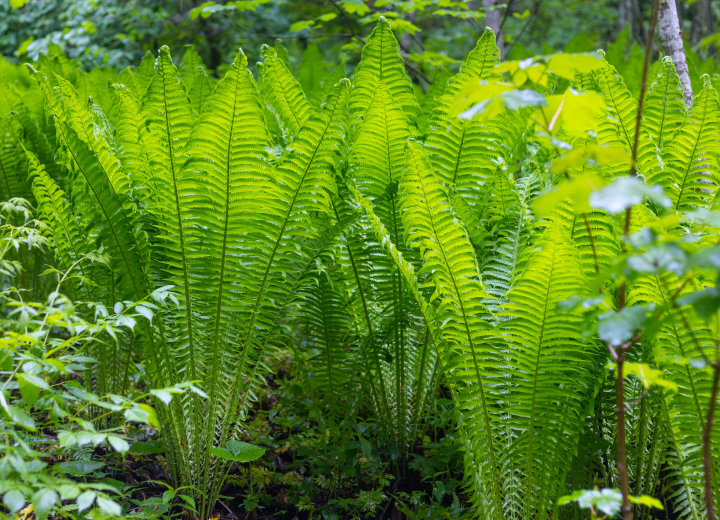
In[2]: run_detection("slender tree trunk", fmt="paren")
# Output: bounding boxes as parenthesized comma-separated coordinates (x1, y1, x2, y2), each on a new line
(703, 365, 720, 520)
(658, 0, 694, 107)
(482, 0, 504, 58)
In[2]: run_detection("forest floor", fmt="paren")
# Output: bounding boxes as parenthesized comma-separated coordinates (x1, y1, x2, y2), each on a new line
(83, 352, 469, 520)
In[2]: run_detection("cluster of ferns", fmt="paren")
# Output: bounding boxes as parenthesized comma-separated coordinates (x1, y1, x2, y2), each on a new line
(1, 16, 719, 520)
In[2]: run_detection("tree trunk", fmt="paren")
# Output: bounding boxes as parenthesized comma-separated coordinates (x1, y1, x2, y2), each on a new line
(482, 0, 504, 58)
(659, 0, 693, 108)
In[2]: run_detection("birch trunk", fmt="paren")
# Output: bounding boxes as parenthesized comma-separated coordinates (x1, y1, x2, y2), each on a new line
(482, 0, 504, 58)
(659, 0, 694, 107)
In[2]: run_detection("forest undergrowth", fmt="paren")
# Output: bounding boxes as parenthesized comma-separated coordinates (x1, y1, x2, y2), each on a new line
(1, 3, 720, 519)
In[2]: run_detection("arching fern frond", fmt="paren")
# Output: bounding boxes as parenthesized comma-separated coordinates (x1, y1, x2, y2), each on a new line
(349, 17, 419, 128)
(259, 45, 315, 142)
(498, 226, 600, 519)
(638, 57, 686, 177)
(298, 41, 329, 108)
(179, 45, 208, 91)
(594, 63, 638, 155)
(188, 67, 214, 116)
(0, 113, 27, 201)
(25, 148, 91, 299)
(659, 77, 720, 212)
(399, 140, 504, 518)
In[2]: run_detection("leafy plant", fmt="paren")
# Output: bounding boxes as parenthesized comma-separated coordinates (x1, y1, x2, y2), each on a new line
(1, 12, 720, 520)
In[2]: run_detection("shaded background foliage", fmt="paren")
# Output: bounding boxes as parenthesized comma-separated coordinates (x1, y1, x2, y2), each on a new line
(1, 0, 714, 75)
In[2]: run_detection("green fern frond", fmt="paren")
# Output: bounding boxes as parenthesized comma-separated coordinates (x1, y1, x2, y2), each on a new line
(657, 77, 720, 212)
(188, 67, 214, 116)
(179, 45, 208, 91)
(259, 45, 315, 142)
(594, 63, 638, 155)
(348, 83, 410, 243)
(134, 50, 156, 96)
(498, 226, 600, 518)
(0, 113, 28, 201)
(7, 86, 63, 184)
(637, 57, 686, 177)
(45, 73, 130, 197)
(25, 148, 92, 298)
(480, 172, 540, 304)
(626, 207, 717, 518)
(110, 84, 153, 203)
(300, 270, 356, 402)
(178, 48, 274, 493)
(435, 28, 500, 113)
(211, 79, 350, 474)
(349, 17, 419, 128)
(426, 28, 500, 129)
(298, 41, 329, 107)
(349, 183, 446, 432)
(399, 140, 504, 517)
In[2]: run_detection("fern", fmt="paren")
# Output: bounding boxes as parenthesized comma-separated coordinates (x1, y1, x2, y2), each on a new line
(349, 17, 419, 128)
(658, 77, 720, 212)
(0, 113, 27, 201)
(399, 140, 504, 516)
(498, 226, 601, 518)
(259, 45, 315, 142)
(637, 57, 686, 178)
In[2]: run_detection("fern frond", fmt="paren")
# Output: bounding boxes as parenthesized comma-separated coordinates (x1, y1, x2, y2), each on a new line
(9, 90, 63, 184)
(499, 226, 600, 518)
(626, 207, 717, 518)
(205, 82, 350, 507)
(594, 63, 638, 155)
(300, 270, 356, 403)
(348, 83, 410, 242)
(349, 17, 419, 128)
(658, 77, 720, 212)
(637, 57, 686, 177)
(110, 84, 152, 202)
(298, 41, 329, 107)
(179, 45, 208, 91)
(480, 172, 540, 304)
(134, 51, 156, 95)
(0, 113, 28, 201)
(349, 184, 446, 433)
(25, 148, 91, 297)
(188, 67, 214, 116)
(177, 49, 274, 495)
(259, 45, 315, 142)
(399, 140, 504, 517)
(426, 28, 500, 131)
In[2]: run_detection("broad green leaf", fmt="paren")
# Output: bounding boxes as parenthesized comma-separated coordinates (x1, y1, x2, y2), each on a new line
(597, 304, 655, 346)
(96, 497, 122, 517)
(550, 143, 629, 173)
(32, 488, 59, 520)
(558, 488, 622, 516)
(624, 362, 679, 392)
(4, 490, 26, 513)
(589, 176, 671, 214)
(226, 440, 266, 462)
(76, 491, 96, 512)
(534, 173, 606, 217)
(129, 440, 166, 454)
(55, 460, 105, 476)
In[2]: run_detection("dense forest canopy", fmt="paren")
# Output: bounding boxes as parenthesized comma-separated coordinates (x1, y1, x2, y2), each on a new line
(2, 1, 720, 520)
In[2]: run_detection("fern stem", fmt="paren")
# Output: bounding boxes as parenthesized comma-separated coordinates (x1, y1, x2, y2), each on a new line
(330, 197, 393, 434)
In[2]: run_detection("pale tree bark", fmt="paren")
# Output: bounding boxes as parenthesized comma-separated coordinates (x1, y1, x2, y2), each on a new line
(482, 0, 504, 58)
(659, 0, 694, 107)
(620, 0, 648, 45)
